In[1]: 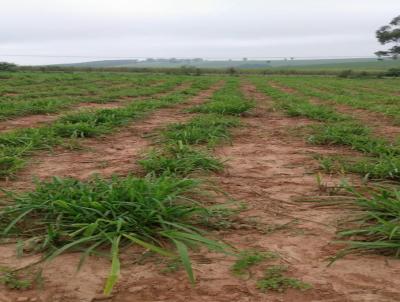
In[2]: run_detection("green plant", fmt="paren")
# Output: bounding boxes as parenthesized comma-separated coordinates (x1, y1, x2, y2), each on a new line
(139, 142, 224, 176)
(161, 257, 182, 274)
(0, 175, 230, 295)
(231, 250, 278, 276)
(0, 80, 215, 178)
(163, 114, 240, 146)
(386, 68, 400, 77)
(0, 268, 32, 290)
(256, 265, 312, 292)
(308, 122, 399, 156)
(332, 184, 400, 257)
(338, 69, 354, 78)
(0, 62, 17, 72)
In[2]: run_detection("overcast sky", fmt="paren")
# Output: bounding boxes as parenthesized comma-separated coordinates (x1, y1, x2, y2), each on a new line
(1, 0, 399, 65)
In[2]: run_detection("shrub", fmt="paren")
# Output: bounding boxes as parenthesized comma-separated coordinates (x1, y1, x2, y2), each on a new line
(0, 62, 17, 72)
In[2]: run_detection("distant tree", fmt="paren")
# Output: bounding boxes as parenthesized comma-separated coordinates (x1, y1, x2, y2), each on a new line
(242, 57, 248, 61)
(0, 62, 17, 71)
(375, 15, 400, 59)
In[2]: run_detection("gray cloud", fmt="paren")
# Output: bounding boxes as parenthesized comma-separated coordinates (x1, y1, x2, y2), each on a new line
(1, 0, 399, 64)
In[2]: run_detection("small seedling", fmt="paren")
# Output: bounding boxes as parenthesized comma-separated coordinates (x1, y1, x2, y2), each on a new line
(231, 250, 278, 276)
(161, 258, 182, 274)
(0, 268, 32, 290)
(257, 265, 312, 292)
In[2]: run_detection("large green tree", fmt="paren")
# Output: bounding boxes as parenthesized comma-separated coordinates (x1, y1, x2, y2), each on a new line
(376, 15, 400, 59)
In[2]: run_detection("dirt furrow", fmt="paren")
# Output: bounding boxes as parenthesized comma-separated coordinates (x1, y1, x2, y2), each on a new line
(0, 82, 189, 134)
(269, 81, 400, 142)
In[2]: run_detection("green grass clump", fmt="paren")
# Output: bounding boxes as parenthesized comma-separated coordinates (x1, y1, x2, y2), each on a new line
(281, 99, 345, 122)
(164, 114, 240, 146)
(189, 78, 254, 115)
(308, 122, 400, 156)
(189, 96, 254, 115)
(256, 265, 312, 292)
(0, 175, 229, 295)
(317, 150, 400, 182)
(139, 142, 224, 176)
(231, 250, 278, 276)
(0, 156, 25, 177)
(339, 156, 400, 180)
(334, 185, 400, 257)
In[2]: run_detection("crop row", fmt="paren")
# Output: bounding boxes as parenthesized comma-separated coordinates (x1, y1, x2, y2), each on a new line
(0, 72, 190, 120)
(0, 78, 216, 177)
(270, 76, 400, 122)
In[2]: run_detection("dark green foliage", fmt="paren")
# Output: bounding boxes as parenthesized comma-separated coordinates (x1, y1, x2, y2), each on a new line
(386, 68, 400, 77)
(0, 62, 17, 72)
(376, 15, 400, 59)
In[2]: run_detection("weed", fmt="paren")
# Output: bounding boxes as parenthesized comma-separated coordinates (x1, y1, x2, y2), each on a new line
(257, 265, 312, 292)
(231, 250, 278, 276)
(161, 257, 182, 274)
(0, 267, 34, 290)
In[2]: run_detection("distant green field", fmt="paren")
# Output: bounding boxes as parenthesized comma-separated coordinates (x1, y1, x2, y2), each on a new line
(56, 58, 400, 71)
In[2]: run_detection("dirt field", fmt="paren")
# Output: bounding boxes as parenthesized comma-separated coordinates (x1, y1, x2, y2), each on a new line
(1, 72, 400, 302)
